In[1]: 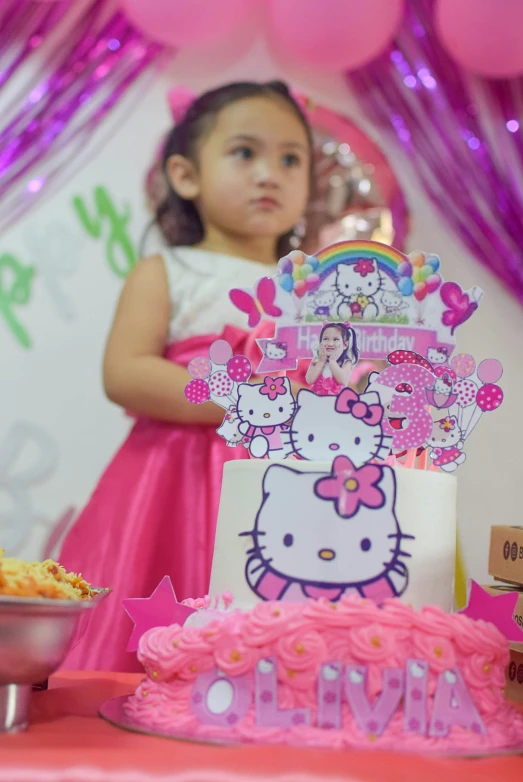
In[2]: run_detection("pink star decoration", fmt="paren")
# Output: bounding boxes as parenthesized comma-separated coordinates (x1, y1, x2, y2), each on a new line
(458, 580, 523, 643)
(123, 575, 196, 652)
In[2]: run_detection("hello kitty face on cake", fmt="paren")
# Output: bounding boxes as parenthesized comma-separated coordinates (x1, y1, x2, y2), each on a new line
(289, 388, 391, 466)
(237, 378, 295, 428)
(427, 347, 449, 365)
(243, 463, 411, 602)
(264, 342, 287, 361)
(335, 260, 381, 300)
(428, 416, 460, 448)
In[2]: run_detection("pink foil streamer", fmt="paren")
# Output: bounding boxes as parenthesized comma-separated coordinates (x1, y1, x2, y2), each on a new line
(348, 0, 523, 302)
(0, 0, 164, 233)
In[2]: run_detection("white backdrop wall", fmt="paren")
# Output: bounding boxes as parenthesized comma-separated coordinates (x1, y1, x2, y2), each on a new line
(1, 36, 521, 585)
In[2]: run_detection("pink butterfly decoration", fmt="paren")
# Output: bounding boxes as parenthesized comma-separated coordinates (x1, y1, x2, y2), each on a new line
(440, 282, 478, 335)
(229, 277, 282, 328)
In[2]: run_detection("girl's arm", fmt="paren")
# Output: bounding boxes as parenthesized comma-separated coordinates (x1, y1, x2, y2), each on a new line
(329, 358, 352, 386)
(305, 344, 327, 385)
(305, 358, 325, 385)
(103, 255, 224, 426)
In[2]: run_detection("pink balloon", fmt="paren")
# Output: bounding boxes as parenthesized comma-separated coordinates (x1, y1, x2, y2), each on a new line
(435, 0, 523, 79)
(477, 358, 503, 385)
(208, 371, 233, 397)
(227, 355, 252, 383)
(450, 353, 476, 379)
(120, 0, 256, 48)
(425, 274, 441, 294)
(413, 281, 427, 302)
(188, 356, 211, 380)
(476, 383, 504, 412)
(294, 279, 307, 298)
(267, 0, 404, 72)
(453, 379, 477, 409)
(209, 339, 233, 365)
(305, 273, 321, 293)
(184, 379, 210, 404)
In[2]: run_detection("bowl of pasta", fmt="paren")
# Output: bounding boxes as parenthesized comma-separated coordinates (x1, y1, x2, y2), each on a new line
(0, 549, 109, 732)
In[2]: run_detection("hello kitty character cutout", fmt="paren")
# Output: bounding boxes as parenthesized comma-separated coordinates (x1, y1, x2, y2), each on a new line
(241, 458, 413, 604)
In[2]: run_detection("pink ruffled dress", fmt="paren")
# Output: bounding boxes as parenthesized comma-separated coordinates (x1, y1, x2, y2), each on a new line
(310, 363, 345, 396)
(59, 248, 272, 672)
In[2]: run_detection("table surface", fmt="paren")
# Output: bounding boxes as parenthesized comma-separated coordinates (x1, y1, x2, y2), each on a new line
(0, 671, 522, 782)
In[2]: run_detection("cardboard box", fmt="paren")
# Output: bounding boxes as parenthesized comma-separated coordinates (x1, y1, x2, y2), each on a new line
(506, 645, 523, 704)
(488, 526, 523, 586)
(483, 585, 523, 633)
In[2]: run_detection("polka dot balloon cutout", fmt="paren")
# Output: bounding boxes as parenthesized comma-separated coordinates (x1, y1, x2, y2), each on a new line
(476, 383, 503, 412)
(208, 370, 233, 397)
(453, 379, 478, 408)
(188, 356, 212, 380)
(451, 353, 476, 379)
(185, 379, 210, 404)
(227, 355, 252, 383)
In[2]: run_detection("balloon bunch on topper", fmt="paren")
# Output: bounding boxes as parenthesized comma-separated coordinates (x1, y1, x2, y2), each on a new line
(185, 340, 252, 409)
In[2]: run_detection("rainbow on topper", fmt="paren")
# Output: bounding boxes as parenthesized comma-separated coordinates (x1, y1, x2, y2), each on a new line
(315, 240, 409, 282)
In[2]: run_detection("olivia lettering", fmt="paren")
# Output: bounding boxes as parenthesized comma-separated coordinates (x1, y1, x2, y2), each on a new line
(191, 657, 486, 737)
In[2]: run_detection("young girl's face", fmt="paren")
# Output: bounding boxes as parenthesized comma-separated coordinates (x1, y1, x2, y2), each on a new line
(321, 327, 346, 356)
(192, 96, 310, 247)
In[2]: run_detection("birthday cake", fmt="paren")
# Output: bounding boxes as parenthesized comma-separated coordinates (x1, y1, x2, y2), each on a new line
(124, 597, 523, 752)
(121, 241, 521, 753)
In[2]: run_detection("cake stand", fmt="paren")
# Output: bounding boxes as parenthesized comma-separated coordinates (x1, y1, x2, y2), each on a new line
(0, 589, 109, 732)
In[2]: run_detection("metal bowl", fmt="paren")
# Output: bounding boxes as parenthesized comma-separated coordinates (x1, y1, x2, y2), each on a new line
(0, 589, 109, 732)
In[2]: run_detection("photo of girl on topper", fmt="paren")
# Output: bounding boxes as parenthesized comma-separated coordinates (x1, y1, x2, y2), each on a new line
(305, 322, 359, 396)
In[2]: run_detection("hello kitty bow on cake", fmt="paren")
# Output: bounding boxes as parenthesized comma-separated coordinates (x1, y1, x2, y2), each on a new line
(228, 241, 483, 373)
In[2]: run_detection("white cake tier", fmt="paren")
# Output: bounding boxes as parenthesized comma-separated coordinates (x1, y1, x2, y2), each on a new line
(209, 459, 456, 612)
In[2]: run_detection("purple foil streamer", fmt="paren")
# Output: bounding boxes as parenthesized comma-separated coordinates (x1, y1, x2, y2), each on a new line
(348, 0, 523, 302)
(0, 0, 163, 233)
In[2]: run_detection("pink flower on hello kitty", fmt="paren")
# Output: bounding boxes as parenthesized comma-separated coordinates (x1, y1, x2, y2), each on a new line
(259, 376, 287, 401)
(354, 259, 375, 277)
(315, 456, 386, 518)
(439, 416, 456, 432)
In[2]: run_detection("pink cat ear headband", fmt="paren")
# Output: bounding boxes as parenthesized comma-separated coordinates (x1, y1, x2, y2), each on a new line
(167, 85, 313, 125)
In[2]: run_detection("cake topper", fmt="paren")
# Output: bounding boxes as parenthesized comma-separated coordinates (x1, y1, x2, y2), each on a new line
(184, 342, 393, 462)
(229, 241, 484, 373)
(183, 241, 498, 471)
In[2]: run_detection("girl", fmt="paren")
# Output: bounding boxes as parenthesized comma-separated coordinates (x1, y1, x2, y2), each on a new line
(59, 81, 312, 671)
(305, 322, 359, 396)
